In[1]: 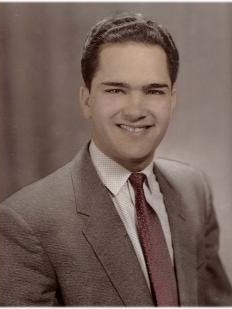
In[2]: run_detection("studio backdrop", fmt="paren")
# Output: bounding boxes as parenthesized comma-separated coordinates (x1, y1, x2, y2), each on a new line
(0, 3, 232, 282)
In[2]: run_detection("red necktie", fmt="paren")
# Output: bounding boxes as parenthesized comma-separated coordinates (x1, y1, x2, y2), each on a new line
(129, 173, 179, 306)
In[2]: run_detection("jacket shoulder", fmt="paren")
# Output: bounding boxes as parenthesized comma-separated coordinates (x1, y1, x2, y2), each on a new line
(155, 157, 212, 214)
(0, 161, 76, 228)
(155, 157, 209, 186)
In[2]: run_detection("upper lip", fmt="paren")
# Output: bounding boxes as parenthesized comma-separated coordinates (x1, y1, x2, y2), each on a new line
(117, 123, 153, 128)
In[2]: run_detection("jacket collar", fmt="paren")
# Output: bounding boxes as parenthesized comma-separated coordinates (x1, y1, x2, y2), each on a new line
(71, 144, 153, 305)
(154, 163, 198, 306)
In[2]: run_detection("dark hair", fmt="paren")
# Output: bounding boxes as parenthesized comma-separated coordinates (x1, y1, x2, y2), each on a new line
(81, 13, 179, 90)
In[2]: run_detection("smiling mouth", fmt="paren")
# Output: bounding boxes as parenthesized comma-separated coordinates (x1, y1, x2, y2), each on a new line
(118, 124, 152, 134)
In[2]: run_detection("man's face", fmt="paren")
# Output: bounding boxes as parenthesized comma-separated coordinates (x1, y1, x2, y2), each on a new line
(80, 42, 176, 171)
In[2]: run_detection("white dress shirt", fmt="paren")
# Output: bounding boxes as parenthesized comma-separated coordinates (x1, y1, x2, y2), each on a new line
(89, 141, 174, 289)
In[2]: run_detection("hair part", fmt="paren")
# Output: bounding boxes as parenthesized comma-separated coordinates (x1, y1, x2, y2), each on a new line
(81, 13, 179, 90)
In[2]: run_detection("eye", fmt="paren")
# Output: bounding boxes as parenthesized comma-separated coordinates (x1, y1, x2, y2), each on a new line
(105, 88, 126, 94)
(145, 89, 165, 95)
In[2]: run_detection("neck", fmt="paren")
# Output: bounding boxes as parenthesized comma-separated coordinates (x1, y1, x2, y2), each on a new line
(115, 157, 154, 172)
(91, 139, 154, 172)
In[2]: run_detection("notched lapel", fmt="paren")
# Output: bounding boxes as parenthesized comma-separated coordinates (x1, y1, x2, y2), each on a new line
(71, 145, 153, 306)
(155, 164, 198, 306)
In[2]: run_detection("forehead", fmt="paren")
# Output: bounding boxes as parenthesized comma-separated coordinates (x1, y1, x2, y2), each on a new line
(95, 42, 170, 85)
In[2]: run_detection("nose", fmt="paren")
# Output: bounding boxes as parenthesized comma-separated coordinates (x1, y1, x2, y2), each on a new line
(121, 92, 147, 122)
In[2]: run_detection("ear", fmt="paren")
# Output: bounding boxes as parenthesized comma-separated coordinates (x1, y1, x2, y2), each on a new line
(170, 85, 177, 114)
(80, 85, 92, 119)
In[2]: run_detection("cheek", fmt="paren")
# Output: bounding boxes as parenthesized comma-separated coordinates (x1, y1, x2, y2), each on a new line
(89, 96, 122, 120)
(150, 103, 172, 121)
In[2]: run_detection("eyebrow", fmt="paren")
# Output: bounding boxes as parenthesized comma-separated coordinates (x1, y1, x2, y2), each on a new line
(101, 82, 130, 88)
(101, 81, 170, 90)
(144, 83, 169, 89)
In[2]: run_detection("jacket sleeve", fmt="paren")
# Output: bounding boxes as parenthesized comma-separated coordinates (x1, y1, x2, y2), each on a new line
(0, 204, 58, 305)
(198, 174, 232, 305)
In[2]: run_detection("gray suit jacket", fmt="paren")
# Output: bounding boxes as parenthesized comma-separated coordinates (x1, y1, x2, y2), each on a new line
(0, 144, 232, 306)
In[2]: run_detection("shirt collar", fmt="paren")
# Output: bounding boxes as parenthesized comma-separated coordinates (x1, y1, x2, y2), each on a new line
(89, 140, 154, 196)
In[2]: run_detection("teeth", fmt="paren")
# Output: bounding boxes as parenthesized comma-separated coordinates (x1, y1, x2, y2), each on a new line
(120, 124, 145, 133)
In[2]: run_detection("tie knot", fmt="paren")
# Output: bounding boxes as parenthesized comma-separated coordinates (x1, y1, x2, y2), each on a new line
(129, 173, 146, 189)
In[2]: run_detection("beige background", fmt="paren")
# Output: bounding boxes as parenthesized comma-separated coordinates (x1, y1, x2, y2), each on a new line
(0, 3, 232, 282)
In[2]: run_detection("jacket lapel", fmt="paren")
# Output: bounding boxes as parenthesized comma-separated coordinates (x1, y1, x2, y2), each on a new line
(71, 145, 153, 306)
(154, 164, 198, 306)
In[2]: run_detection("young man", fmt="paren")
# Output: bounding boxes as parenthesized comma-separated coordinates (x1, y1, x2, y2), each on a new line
(0, 13, 231, 306)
